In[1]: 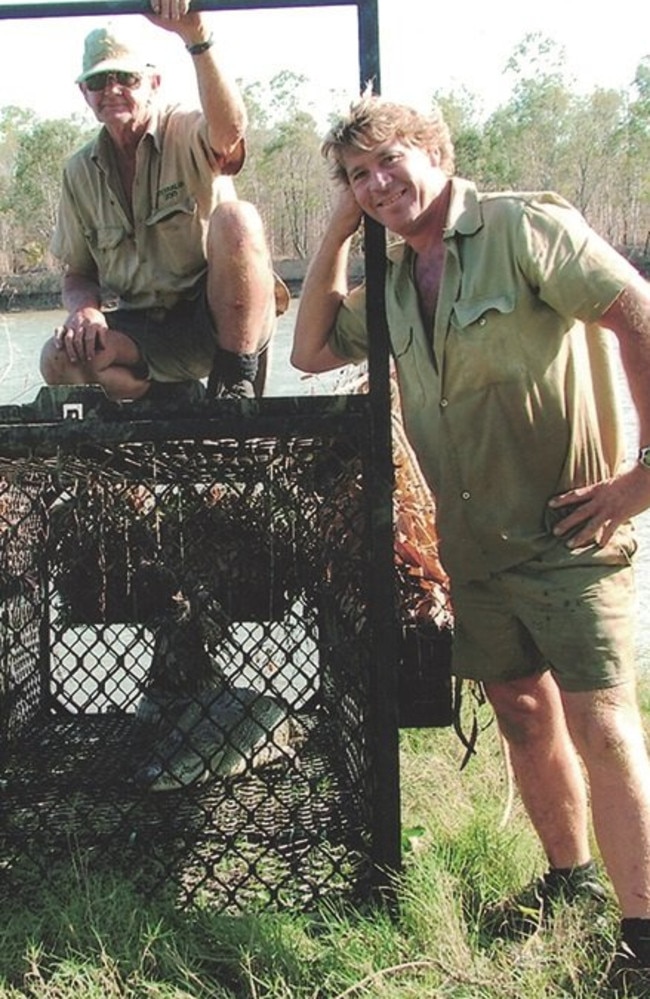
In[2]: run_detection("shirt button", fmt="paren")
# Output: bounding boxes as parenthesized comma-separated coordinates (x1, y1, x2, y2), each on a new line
(500, 530, 509, 540)
(478, 317, 487, 327)
(440, 397, 449, 408)
(461, 491, 471, 500)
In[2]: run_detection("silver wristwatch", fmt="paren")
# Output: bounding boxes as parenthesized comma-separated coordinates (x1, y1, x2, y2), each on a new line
(638, 446, 650, 470)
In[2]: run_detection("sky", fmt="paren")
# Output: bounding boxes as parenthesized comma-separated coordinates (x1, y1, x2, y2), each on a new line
(0, 0, 649, 128)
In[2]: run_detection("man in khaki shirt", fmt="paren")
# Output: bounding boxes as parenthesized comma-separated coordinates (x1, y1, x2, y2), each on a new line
(42, 0, 286, 402)
(292, 93, 650, 988)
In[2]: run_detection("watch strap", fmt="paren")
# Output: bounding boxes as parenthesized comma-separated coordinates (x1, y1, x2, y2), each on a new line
(186, 35, 214, 56)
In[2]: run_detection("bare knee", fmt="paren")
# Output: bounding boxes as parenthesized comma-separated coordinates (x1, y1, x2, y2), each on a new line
(564, 684, 648, 766)
(486, 673, 564, 746)
(207, 201, 269, 257)
(40, 338, 79, 385)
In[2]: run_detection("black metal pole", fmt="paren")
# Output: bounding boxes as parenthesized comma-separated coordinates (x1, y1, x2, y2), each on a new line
(0, 0, 357, 18)
(357, 0, 402, 896)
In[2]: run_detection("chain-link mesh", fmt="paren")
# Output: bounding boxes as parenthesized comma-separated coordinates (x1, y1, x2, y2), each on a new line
(0, 395, 401, 910)
(0, 387, 454, 909)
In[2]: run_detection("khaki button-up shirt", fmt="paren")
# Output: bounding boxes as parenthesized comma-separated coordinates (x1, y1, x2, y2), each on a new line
(51, 105, 241, 311)
(330, 179, 639, 583)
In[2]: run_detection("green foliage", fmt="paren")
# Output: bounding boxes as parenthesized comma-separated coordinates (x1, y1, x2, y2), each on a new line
(0, 113, 93, 272)
(430, 33, 650, 253)
(238, 70, 330, 259)
(632, 56, 650, 117)
(1, 30, 650, 273)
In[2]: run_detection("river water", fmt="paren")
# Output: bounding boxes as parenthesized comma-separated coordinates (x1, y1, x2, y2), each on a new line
(2, 302, 650, 672)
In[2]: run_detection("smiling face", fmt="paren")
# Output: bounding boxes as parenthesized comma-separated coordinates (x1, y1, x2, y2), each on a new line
(341, 139, 449, 239)
(80, 70, 160, 138)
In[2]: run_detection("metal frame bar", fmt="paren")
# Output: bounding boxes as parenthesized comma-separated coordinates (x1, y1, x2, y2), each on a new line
(0, 0, 401, 895)
(0, 0, 358, 16)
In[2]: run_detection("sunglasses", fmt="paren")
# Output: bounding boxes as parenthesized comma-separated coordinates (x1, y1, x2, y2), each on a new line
(84, 71, 143, 92)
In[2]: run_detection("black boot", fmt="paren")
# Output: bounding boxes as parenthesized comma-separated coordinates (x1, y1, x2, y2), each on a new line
(482, 860, 608, 938)
(608, 919, 650, 995)
(207, 346, 260, 399)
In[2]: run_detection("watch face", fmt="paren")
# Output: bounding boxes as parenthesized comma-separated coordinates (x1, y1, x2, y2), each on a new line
(640, 447, 650, 468)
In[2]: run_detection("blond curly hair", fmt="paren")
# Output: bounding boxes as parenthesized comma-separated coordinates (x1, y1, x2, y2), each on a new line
(321, 91, 455, 184)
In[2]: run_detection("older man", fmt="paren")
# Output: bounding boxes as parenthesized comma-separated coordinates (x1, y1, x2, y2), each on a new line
(42, 0, 287, 402)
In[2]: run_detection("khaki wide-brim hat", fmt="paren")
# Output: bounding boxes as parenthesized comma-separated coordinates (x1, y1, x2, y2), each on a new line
(76, 24, 155, 84)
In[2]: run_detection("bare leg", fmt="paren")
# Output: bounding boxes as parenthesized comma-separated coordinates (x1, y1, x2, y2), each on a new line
(40, 329, 150, 401)
(205, 200, 276, 355)
(91, 366, 151, 401)
(563, 682, 650, 917)
(485, 671, 592, 869)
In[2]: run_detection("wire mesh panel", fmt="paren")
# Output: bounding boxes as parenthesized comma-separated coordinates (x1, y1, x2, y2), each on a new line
(0, 389, 400, 909)
(0, 476, 46, 745)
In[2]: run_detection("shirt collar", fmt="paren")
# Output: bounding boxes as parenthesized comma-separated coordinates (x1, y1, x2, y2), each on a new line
(443, 176, 483, 239)
(90, 105, 166, 167)
(383, 177, 483, 266)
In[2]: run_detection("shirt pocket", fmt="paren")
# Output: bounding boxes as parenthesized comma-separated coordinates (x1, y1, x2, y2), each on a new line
(451, 293, 515, 332)
(391, 322, 416, 359)
(93, 225, 127, 252)
(146, 198, 203, 278)
(448, 293, 525, 387)
(147, 198, 198, 230)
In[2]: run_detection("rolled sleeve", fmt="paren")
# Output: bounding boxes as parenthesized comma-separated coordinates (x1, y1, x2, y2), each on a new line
(329, 284, 371, 363)
(518, 196, 639, 322)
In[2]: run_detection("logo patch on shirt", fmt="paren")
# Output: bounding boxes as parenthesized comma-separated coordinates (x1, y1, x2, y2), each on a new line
(158, 181, 186, 205)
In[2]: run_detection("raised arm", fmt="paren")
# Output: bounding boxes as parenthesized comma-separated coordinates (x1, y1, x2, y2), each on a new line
(147, 1, 247, 165)
(292, 187, 363, 373)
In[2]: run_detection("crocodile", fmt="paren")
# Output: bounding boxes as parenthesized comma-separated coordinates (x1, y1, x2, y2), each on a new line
(131, 561, 293, 792)
(134, 683, 293, 791)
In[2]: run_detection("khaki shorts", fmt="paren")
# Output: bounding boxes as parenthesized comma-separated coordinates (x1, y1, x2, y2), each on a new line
(107, 288, 219, 382)
(451, 551, 637, 693)
(105, 273, 287, 383)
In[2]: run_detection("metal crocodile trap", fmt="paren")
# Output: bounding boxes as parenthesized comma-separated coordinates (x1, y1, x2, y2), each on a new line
(0, 388, 451, 910)
(0, 0, 453, 913)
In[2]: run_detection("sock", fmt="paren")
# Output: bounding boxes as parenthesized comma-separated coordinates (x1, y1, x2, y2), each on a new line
(621, 918, 650, 965)
(209, 346, 259, 390)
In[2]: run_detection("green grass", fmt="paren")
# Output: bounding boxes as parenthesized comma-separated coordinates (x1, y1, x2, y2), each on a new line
(0, 690, 641, 999)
